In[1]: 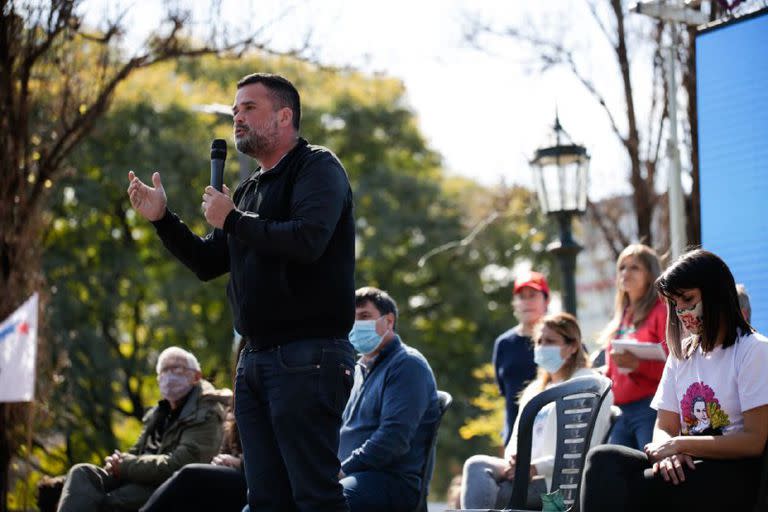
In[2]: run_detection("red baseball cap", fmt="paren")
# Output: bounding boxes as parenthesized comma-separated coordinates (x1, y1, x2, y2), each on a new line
(513, 271, 550, 297)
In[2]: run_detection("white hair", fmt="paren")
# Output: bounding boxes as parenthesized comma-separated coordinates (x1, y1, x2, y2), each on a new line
(736, 283, 751, 322)
(156, 346, 201, 374)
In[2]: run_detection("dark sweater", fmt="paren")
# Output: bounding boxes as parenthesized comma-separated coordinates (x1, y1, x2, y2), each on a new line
(338, 336, 439, 493)
(152, 138, 355, 349)
(493, 326, 537, 444)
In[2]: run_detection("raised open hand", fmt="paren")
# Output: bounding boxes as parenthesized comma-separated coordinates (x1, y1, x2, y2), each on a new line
(127, 171, 167, 221)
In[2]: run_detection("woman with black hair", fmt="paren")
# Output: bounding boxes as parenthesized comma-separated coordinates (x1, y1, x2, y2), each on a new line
(580, 249, 768, 511)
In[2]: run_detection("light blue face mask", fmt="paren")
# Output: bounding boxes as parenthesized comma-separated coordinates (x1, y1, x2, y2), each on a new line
(534, 345, 566, 374)
(349, 318, 387, 354)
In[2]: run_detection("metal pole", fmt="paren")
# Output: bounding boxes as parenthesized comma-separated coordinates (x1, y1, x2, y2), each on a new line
(548, 213, 582, 316)
(666, 24, 687, 260)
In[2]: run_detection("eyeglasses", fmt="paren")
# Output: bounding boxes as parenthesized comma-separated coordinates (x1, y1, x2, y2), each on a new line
(158, 364, 192, 375)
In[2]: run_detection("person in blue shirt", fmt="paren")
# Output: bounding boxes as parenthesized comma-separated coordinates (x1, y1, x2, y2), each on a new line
(339, 287, 440, 512)
(493, 271, 549, 444)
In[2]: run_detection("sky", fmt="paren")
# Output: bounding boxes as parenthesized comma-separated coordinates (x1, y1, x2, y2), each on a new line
(83, 0, 665, 199)
(276, 0, 635, 197)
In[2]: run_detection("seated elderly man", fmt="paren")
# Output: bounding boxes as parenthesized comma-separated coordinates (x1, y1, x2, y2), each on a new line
(339, 287, 440, 512)
(56, 347, 228, 512)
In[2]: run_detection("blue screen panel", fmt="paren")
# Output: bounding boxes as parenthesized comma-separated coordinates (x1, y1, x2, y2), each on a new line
(697, 10, 768, 332)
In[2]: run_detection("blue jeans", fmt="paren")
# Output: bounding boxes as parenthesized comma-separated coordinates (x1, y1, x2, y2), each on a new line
(235, 338, 355, 512)
(341, 471, 419, 512)
(609, 396, 657, 449)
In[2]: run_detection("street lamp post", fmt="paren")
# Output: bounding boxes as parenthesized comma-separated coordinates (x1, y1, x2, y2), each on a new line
(531, 114, 590, 316)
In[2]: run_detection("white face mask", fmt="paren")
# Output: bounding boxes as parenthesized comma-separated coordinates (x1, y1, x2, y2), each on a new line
(158, 373, 193, 402)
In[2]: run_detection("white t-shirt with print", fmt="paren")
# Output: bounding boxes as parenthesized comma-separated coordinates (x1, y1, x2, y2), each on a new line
(651, 331, 768, 436)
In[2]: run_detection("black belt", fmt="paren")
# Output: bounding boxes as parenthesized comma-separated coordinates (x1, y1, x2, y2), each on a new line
(242, 338, 277, 353)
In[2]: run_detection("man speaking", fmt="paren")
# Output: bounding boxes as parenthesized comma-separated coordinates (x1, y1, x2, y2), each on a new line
(127, 73, 356, 512)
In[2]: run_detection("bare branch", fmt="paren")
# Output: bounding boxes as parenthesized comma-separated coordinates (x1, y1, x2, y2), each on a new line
(646, 20, 668, 166)
(418, 211, 500, 268)
(562, 52, 628, 146)
(585, 0, 617, 48)
(610, 0, 640, 156)
(651, 78, 668, 167)
(587, 200, 628, 259)
(22, 2, 75, 71)
(78, 21, 123, 44)
(476, 22, 630, 147)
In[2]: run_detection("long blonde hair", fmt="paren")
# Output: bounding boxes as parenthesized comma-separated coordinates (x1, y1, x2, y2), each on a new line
(598, 244, 662, 348)
(532, 313, 590, 392)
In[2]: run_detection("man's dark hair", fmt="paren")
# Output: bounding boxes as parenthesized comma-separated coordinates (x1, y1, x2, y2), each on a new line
(656, 249, 753, 358)
(236, 73, 301, 131)
(355, 287, 398, 329)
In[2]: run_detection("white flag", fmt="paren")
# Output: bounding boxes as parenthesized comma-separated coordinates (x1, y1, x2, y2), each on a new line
(0, 293, 38, 402)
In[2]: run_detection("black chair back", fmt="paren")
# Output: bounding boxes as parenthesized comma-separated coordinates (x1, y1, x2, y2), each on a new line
(510, 375, 612, 512)
(412, 389, 453, 512)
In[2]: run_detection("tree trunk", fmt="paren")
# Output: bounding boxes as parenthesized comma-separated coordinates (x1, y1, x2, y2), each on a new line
(684, 25, 701, 246)
(0, 218, 41, 511)
(611, 0, 654, 245)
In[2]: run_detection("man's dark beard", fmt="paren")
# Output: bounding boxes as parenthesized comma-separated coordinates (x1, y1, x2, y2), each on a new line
(235, 132, 270, 156)
(235, 122, 278, 159)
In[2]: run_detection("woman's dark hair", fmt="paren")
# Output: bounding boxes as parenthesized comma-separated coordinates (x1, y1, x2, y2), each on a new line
(655, 249, 752, 358)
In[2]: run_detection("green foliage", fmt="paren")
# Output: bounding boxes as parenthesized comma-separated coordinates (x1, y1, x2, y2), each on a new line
(34, 54, 554, 501)
(459, 363, 505, 444)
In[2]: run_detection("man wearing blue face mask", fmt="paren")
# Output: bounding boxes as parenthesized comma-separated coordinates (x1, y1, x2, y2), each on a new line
(338, 287, 440, 512)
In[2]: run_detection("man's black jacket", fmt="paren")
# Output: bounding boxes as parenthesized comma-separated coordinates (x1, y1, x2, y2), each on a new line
(152, 138, 355, 349)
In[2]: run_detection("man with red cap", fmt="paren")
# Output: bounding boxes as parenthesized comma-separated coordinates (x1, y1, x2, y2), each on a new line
(492, 271, 550, 444)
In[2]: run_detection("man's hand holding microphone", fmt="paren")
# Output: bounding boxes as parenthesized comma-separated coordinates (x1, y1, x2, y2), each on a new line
(127, 139, 234, 228)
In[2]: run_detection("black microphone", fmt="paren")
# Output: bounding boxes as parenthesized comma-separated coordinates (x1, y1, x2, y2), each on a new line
(210, 139, 227, 192)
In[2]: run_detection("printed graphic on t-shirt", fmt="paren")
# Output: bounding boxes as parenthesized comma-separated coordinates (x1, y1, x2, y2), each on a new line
(680, 381, 730, 435)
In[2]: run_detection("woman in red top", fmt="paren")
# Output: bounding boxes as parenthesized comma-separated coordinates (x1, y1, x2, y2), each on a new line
(599, 244, 667, 449)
